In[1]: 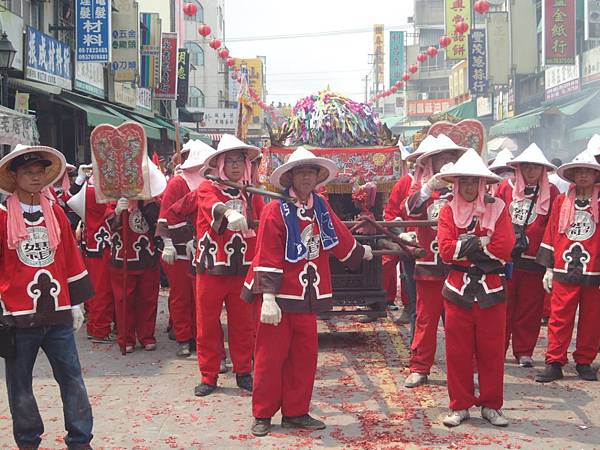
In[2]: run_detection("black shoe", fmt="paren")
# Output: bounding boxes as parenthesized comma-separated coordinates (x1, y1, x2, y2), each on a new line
(251, 418, 271, 437)
(575, 364, 598, 381)
(168, 328, 176, 341)
(535, 363, 564, 383)
(281, 414, 326, 430)
(194, 383, 217, 396)
(176, 342, 191, 358)
(236, 373, 253, 392)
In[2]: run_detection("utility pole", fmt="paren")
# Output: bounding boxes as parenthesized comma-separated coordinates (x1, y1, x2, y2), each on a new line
(364, 75, 369, 103)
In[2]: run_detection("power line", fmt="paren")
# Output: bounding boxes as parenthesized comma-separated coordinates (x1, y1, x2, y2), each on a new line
(226, 24, 411, 42)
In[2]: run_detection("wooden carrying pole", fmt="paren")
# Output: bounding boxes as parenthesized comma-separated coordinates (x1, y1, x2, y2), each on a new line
(204, 174, 296, 203)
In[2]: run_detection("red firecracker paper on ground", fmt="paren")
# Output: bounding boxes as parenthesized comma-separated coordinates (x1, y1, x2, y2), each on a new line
(90, 123, 151, 203)
(428, 119, 486, 155)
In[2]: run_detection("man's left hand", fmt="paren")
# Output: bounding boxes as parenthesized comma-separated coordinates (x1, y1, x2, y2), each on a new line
(72, 305, 85, 332)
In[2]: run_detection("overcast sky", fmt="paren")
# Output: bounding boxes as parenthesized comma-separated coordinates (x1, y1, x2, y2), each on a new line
(224, 0, 414, 106)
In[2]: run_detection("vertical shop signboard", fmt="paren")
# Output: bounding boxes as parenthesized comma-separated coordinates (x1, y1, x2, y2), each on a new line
(445, 0, 471, 60)
(76, 0, 111, 62)
(154, 33, 178, 100)
(543, 0, 576, 65)
(468, 29, 488, 94)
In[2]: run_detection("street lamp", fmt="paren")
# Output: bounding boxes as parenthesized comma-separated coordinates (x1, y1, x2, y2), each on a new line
(0, 32, 17, 107)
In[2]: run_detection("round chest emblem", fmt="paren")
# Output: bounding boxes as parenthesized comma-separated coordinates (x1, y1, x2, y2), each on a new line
(128, 209, 150, 234)
(509, 199, 537, 226)
(301, 224, 321, 260)
(17, 226, 55, 267)
(427, 199, 447, 229)
(567, 210, 596, 242)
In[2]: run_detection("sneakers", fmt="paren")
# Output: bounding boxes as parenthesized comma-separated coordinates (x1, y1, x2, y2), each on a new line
(89, 335, 114, 344)
(481, 407, 509, 427)
(125, 345, 135, 353)
(176, 342, 191, 358)
(144, 343, 157, 351)
(220, 358, 229, 374)
(236, 373, 253, 392)
(194, 383, 217, 397)
(404, 372, 428, 388)
(518, 356, 534, 368)
(442, 409, 469, 427)
(535, 362, 564, 383)
(251, 418, 271, 437)
(281, 414, 326, 430)
(575, 364, 598, 381)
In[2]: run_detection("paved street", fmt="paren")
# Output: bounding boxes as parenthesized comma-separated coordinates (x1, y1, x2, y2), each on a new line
(1, 294, 599, 449)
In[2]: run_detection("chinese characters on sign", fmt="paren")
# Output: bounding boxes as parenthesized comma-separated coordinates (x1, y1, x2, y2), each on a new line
(154, 33, 178, 100)
(111, 0, 138, 82)
(468, 29, 488, 95)
(373, 24, 384, 84)
(26, 27, 73, 90)
(545, 56, 580, 100)
(445, 0, 471, 60)
(176, 49, 190, 108)
(76, 0, 111, 62)
(543, 0, 576, 65)
(140, 13, 161, 89)
(389, 31, 405, 87)
(407, 99, 452, 118)
(199, 108, 238, 130)
(75, 62, 105, 97)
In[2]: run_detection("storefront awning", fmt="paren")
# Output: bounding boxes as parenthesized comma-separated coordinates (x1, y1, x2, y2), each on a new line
(553, 90, 600, 116)
(446, 98, 477, 119)
(489, 107, 546, 137)
(569, 117, 600, 142)
(8, 78, 62, 96)
(60, 98, 124, 128)
(102, 106, 162, 141)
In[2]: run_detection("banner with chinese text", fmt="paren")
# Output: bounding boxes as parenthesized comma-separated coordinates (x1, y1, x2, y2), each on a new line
(154, 33, 178, 100)
(373, 24, 384, 84)
(25, 27, 73, 90)
(176, 49, 190, 107)
(389, 31, 405, 87)
(140, 13, 161, 89)
(543, 0, 576, 65)
(111, 0, 139, 82)
(76, 0, 111, 62)
(444, 0, 471, 60)
(468, 29, 488, 95)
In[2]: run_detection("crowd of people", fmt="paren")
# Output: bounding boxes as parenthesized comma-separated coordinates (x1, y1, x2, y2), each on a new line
(1, 130, 599, 448)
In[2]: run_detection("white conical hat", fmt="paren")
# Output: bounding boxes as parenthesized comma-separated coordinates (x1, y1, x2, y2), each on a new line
(404, 135, 439, 162)
(488, 148, 514, 173)
(415, 133, 468, 167)
(586, 134, 600, 156)
(507, 143, 556, 170)
(435, 148, 502, 185)
(204, 133, 261, 169)
(399, 145, 410, 161)
(270, 146, 339, 190)
(148, 159, 167, 197)
(556, 150, 600, 183)
(66, 181, 87, 220)
(180, 139, 216, 176)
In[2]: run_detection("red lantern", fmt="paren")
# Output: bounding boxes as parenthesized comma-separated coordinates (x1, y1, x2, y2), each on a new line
(439, 36, 452, 47)
(394, 80, 403, 88)
(455, 21, 469, 34)
(236, 76, 241, 83)
(390, 85, 398, 93)
(427, 46, 439, 57)
(417, 53, 428, 63)
(183, 2, 198, 16)
(226, 57, 235, 67)
(198, 24, 211, 37)
(408, 64, 418, 74)
(402, 73, 411, 81)
(209, 38, 222, 49)
(474, 0, 490, 14)
(218, 48, 230, 59)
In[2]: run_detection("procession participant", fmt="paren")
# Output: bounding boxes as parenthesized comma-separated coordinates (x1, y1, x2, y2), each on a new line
(402, 134, 468, 388)
(242, 147, 373, 437)
(548, 158, 570, 194)
(494, 143, 559, 367)
(166, 134, 264, 396)
(67, 172, 116, 343)
(108, 160, 166, 353)
(535, 150, 600, 382)
(0, 145, 95, 449)
(160, 140, 215, 358)
(437, 149, 515, 427)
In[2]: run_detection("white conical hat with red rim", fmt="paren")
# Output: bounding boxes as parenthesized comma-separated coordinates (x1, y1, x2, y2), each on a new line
(556, 150, 600, 183)
(270, 146, 338, 190)
(488, 148, 514, 173)
(415, 133, 468, 167)
(435, 148, 502, 185)
(507, 143, 555, 170)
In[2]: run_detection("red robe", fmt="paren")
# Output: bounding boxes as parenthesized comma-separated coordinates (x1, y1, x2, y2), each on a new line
(157, 175, 194, 260)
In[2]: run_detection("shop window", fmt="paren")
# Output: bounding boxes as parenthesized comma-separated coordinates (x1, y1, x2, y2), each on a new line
(184, 41, 204, 67)
(189, 86, 205, 108)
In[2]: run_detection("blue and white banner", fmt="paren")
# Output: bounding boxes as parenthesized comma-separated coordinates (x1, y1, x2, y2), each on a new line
(468, 29, 488, 95)
(76, 0, 111, 62)
(25, 26, 73, 90)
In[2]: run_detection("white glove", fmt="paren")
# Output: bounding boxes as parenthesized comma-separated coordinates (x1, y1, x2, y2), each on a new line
(224, 209, 248, 232)
(426, 175, 448, 191)
(115, 197, 129, 216)
(71, 305, 85, 332)
(543, 269, 553, 293)
(161, 237, 177, 265)
(260, 293, 282, 325)
(479, 236, 491, 248)
(399, 232, 417, 244)
(185, 239, 196, 260)
(76, 164, 93, 184)
(363, 244, 374, 261)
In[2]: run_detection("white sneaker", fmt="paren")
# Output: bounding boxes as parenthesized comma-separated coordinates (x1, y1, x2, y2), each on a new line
(443, 409, 470, 427)
(404, 372, 428, 388)
(481, 407, 509, 427)
(518, 356, 534, 367)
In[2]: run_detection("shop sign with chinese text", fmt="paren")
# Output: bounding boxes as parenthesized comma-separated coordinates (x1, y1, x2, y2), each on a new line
(140, 13, 161, 89)
(154, 33, 178, 100)
(373, 24, 384, 84)
(176, 49, 190, 107)
(445, 0, 471, 60)
(111, 0, 139, 82)
(25, 27, 72, 90)
(198, 108, 238, 130)
(545, 56, 580, 100)
(583, 46, 600, 84)
(468, 29, 488, 94)
(408, 99, 452, 118)
(76, 0, 111, 62)
(389, 31, 405, 87)
(543, 0, 576, 65)
(75, 62, 105, 98)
